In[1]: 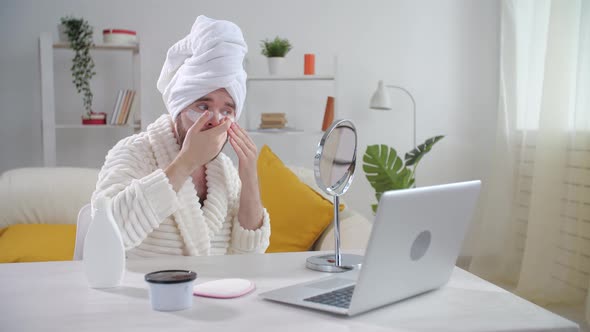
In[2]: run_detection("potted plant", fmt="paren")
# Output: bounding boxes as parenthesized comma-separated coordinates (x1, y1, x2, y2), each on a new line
(260, 36, 292, 75)
(363, 136, 444, 213)
(59, 16, 99, 123)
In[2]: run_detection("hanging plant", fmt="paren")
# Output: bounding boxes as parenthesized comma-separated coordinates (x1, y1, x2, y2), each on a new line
(60, 16, 96, 117)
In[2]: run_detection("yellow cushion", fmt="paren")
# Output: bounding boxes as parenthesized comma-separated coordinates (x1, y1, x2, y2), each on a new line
(258, 145, 338, 252)
(0, 224, 76, 263)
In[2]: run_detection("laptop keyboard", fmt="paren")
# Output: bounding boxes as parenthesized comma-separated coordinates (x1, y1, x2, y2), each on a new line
(303, 285, 355, 308)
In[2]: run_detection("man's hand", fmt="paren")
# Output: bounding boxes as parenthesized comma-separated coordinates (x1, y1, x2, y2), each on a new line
(179, 111, 231, 171)
(229, 122, 264, 230)
(166, 111, 231, 191)
(228, 122, 258, 183)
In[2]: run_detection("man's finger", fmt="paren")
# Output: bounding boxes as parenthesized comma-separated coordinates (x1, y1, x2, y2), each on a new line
(230, 137, 246, 160)
(229, 128, 246, 148)
(231, 125, 256, 152)
(189, 111, 210, 132)
(230, 127, 254, 155)
(209, 118, 232, 136)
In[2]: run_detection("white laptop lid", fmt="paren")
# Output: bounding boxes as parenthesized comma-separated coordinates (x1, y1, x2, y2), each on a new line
(348, 180, 481, 315)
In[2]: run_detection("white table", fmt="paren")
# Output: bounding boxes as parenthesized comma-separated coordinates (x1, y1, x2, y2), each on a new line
(0, 251, 579, 331)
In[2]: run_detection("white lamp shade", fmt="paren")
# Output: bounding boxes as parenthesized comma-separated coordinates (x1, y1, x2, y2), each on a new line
(370, 80, 392, 110)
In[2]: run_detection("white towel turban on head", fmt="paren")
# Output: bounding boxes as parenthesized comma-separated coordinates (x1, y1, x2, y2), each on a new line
(157, 15, 248, 121)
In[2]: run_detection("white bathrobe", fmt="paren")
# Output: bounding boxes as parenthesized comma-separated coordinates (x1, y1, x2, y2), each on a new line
(91, 114, 271, 258)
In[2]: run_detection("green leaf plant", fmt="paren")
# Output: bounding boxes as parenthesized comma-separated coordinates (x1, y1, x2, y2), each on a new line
(60, 16, 96, 117)
(363, 136, 444, 213)
(260, 36, 292, 57)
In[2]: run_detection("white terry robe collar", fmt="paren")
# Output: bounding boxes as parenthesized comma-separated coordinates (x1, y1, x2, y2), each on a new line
(146, 114, 230, 255)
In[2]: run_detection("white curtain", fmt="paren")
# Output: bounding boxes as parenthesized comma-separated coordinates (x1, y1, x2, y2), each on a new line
(468, 0, 590, 322)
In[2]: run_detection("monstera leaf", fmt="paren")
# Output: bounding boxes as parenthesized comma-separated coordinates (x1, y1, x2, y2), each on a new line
(363, 136, 444, 214)
(405, 135, 444, 167)
(363, 145, 414, 213)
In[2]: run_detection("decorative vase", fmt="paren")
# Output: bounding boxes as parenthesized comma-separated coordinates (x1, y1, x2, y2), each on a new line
(304, 54, 315, 75)
(83, 197, 125, 288)
(322, 96, 335, 131)
(267, 57, 285, 75)
(58, 24, 68, 42)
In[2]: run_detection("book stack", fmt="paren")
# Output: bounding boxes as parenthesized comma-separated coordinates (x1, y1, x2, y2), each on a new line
(111, 89, 137, 125)
(259, 113, 287, 129)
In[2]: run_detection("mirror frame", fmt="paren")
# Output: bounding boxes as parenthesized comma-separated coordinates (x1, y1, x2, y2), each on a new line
(313, 119, 357, 197)
(307, 119, 363, 272)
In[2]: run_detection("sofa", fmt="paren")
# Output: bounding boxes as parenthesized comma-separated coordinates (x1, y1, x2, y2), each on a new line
(0, 166, 372, 261)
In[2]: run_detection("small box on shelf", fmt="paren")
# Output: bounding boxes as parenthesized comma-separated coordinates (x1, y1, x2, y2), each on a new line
(82, 112, 107, 125)
(102, 29, 138, 45)
(81, 119, 106, 125)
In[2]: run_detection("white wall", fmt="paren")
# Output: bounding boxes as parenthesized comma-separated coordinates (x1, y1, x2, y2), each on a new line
(0, 0, 499, 220)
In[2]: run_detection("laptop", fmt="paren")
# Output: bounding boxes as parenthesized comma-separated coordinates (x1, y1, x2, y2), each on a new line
(260, 180, 481, 316)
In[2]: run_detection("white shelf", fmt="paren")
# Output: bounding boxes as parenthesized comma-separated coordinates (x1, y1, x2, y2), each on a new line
(247, 128, 324, 135)
(40, 32, 143, 166)
(247, 75, 334, 81)
(242, 56, 337, 147)
(55, 124, 140, 130)
(53, 42, 139, 53)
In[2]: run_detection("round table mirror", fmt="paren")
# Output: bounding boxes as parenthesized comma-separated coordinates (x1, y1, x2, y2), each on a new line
(306, 119, 364, 272)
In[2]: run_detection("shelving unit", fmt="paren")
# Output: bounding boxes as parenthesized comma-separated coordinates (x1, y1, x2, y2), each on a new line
(55, 124, 141, 130)
(39, 32, 141, 166)
(246, 128, 324, 136)
(53, 42, 139, 53)
(247, 75, 335, 81)
(243, 57, 338, 136)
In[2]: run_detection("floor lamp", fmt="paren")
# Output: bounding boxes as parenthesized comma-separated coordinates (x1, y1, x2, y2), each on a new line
(369, 80, 416, 149)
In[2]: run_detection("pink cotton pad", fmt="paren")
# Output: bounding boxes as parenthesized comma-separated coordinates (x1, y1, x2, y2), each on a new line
(193, 278, 255, 299)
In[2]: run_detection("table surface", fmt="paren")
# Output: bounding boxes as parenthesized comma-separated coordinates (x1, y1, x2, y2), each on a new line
(0, 251, 579, 332)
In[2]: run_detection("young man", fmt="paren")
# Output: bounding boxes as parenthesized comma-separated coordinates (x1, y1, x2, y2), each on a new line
(92, 16, 270, 258)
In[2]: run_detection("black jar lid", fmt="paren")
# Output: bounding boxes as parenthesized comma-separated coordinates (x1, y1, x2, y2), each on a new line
(145, 270, 197, 284)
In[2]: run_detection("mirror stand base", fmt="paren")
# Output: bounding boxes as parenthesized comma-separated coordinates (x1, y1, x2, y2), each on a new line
(306, 254, 363, 273)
